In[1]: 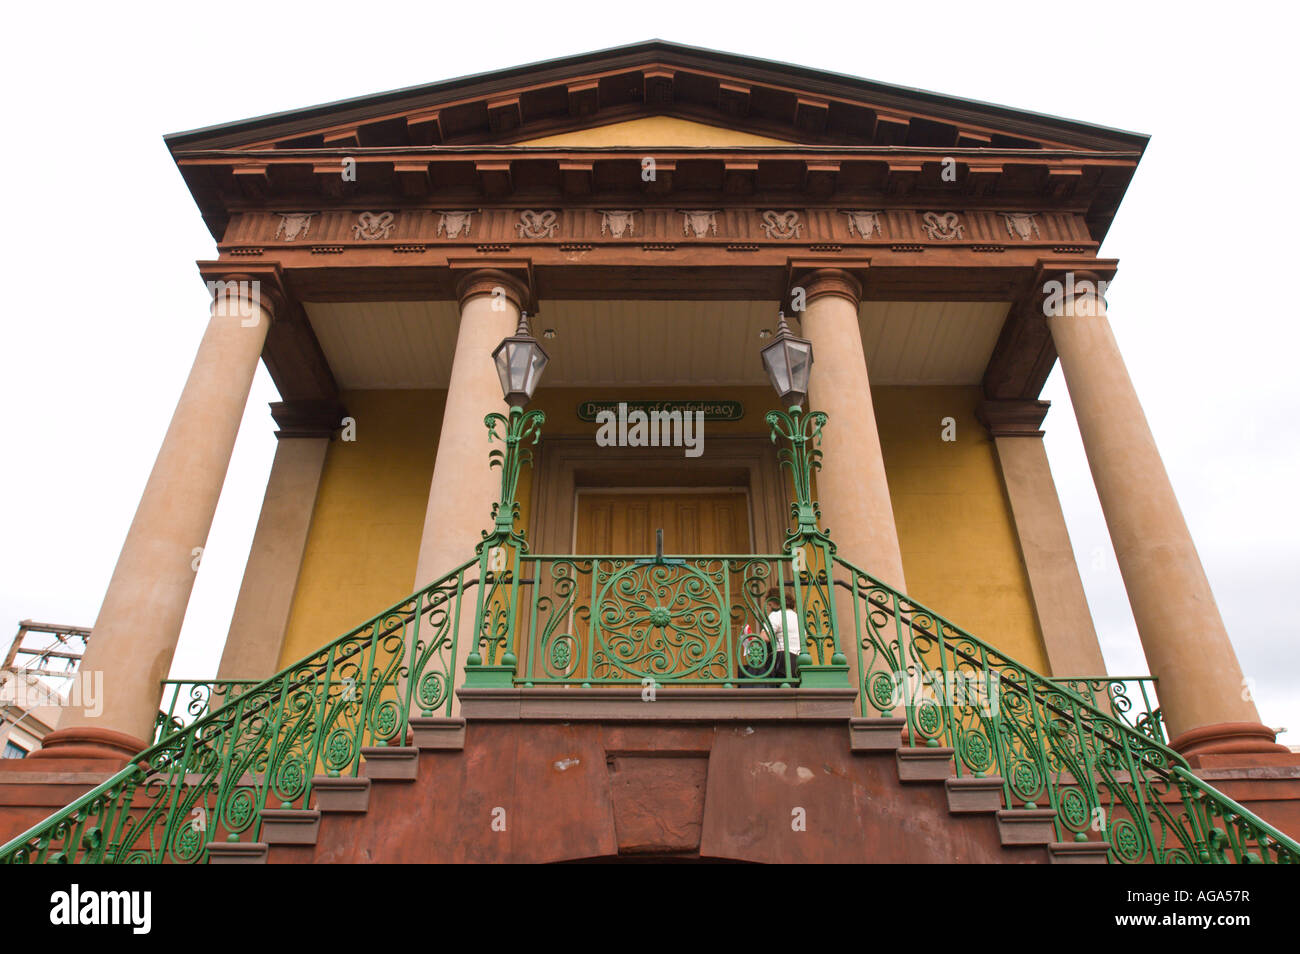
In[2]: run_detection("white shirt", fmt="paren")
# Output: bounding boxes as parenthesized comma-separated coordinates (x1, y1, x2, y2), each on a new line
(767, 608, 800, 654)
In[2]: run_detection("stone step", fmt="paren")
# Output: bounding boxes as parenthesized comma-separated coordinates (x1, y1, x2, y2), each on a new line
(996, 808, 1058, 846)
(360, 746, 419, 781)
(206, 841, 268, 864)
(896, 746, 956, 782)
(1048, 840, 1111, 864)
(409, 716, 467, 750)
(311, 776, 371, 812)
(945, 775, 1005, 813)
(848, 717, 906, 752)
(259, 808, 321, 846)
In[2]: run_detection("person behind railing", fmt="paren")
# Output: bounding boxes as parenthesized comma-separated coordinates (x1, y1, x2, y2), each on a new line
(739, 587, 800, 685)
(766, 587, 800, 684)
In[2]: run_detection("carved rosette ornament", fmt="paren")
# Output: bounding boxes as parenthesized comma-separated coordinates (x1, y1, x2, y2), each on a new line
(921, 211, 964, 241)
(760, 210, 803, 239)
(274, 212, 316, 241)
(436, 210, 478, 239)
(841, 210, 882, 239)
(680, 210, 720, 238)
(353, 211, 396, 240)
(1002, 213, 1040, 241)
(599, 210, 638, 238)
(515, 210, 559, 238)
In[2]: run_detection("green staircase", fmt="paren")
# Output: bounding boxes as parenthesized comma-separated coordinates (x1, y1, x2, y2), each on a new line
(2, 547, 1296, 864)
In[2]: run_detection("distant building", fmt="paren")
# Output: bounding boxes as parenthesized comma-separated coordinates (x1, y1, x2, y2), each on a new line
(0, 622, 89, 757)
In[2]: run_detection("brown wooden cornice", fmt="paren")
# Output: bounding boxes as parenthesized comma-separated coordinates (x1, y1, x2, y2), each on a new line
(176, 147, 1136, 243)
(270, 398, 348, 439)
(976, 398, 1051, 438)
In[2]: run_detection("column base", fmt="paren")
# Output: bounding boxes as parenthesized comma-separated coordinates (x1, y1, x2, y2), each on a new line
(25, 727, 148, 764)
(1169, 721, 1297, 766)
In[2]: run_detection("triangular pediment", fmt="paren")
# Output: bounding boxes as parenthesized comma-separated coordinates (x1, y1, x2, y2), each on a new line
(166, 40, 1147, 154)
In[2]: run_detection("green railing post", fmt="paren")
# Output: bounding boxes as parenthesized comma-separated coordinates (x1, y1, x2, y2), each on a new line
(766, 405, 849, 689)
(463, 403, 544, 689)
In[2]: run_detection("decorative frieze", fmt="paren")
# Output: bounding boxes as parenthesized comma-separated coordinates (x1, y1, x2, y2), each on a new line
(275, 213, 316, 241)
(436, 210, 477, 239)
(680, 210, 719, 238)
(841, 210, 882, 238)
(516, 210, 559, 238)
(234, 206, 1090, 252)
(352, 212, 396, 240)
(599, 210, 638, 237)
(760, 210, 802, 239)
(921, 211, 964, 241)
(1002, 213, 1040, 241)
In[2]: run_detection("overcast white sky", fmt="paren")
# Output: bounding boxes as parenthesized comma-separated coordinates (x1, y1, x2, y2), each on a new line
(1, 1, 1295, 742)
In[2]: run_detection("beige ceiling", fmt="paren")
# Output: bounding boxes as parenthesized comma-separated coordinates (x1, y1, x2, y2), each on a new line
(304, 299, 1010, 390)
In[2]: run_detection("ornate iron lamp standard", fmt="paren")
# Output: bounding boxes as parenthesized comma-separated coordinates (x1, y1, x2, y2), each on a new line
(463, 312, 548, 687)
(761, 312, 849, 688)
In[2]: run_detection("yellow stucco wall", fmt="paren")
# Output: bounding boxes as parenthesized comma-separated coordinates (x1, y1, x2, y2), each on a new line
(279, 384, 1048, 674)
(517, 115, 794, 147)
(874, 386, 1048, 673)
(276, 389, 446, 667)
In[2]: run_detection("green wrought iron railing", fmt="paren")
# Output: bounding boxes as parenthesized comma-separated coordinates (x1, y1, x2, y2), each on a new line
(839, 556, 1298, 864)
(154, 680, 260, 744)
(1053, 676, 1166, 745)
(0, 558, 478, 864)
(505, 554, 808, 686)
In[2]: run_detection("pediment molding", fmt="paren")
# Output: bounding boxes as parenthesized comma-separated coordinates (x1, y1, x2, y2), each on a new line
(167, 42, 1146, 156)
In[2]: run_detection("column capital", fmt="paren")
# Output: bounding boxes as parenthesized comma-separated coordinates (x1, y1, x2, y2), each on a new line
(1032, 258, 1119, 318)
(270, 399, 348, 439)
(977, 399, 1050, 438)
(196, 261, 288, 322)
(788, 267, 863, 309)
(451, 264, 535, 313)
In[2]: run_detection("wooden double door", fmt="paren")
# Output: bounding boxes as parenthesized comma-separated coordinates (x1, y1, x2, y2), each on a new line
(574, 489, 752, 555)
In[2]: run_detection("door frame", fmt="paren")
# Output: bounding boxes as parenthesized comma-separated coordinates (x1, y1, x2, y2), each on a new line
(530, 436, 788, 556)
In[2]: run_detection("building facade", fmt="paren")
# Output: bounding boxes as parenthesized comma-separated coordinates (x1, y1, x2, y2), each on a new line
(2, 42, 1297, 864)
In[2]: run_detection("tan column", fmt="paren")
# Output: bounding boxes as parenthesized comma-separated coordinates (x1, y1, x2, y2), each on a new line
(217, 414, 331, 680)
(41, 279, 274, 757)
(979, 399, 1106, 678)
(798, 269, 907, 591)
(413, 271, 524, 711)
(1044, 270, 1283, 755)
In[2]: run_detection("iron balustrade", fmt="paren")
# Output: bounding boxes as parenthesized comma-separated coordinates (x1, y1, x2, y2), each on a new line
(837, 555, 1296, 864)
(155, 680, 260, 744)
(506, 554, 810, 686)
(1, 547, 1296, 864)
(0, 560, 477, 864)
(1052, 676, 1166, 745)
